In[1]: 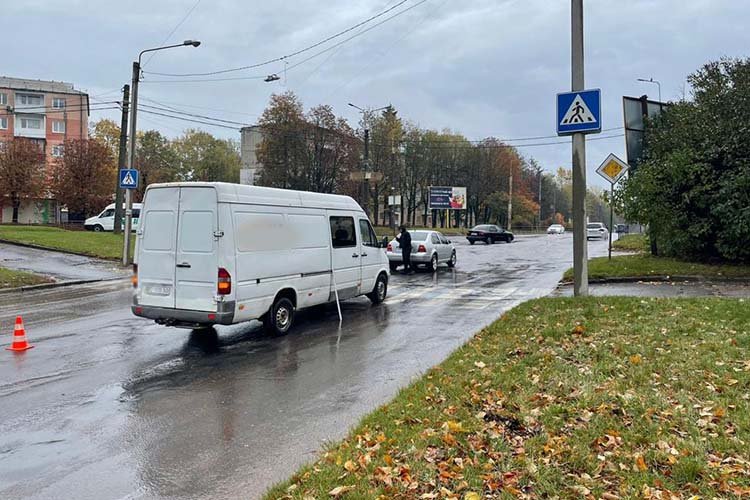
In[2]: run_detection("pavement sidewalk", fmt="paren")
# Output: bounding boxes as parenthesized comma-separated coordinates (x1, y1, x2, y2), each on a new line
(0, 242, 128, 284)
(553, 279, 750, 298)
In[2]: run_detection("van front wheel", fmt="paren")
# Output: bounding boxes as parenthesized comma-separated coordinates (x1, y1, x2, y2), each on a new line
(264, 297, 295, 335)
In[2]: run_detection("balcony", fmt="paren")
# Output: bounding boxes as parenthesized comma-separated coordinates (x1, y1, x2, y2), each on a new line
(14, 93, 46, 114)
(14, 114, 46, 139)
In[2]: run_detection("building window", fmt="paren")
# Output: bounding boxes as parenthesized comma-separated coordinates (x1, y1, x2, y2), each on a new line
(0, 93, 6, 105)
(20, 117, 43, 129)
(52, 120, 66, 133)
(52, 98, 66, 109)
(0, 117, 7, 130)
(52, 145, 64, 157)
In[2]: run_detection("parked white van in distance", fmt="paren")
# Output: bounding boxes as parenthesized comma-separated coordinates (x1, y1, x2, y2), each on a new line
(131, 182, 390, 335)
(84, 203, 142, 232)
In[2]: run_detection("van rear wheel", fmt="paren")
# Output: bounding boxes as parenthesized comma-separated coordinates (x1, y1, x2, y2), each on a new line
(367, 273, 388, 305)
(93, 224, 104, 232)
(264, 297, 295, 335)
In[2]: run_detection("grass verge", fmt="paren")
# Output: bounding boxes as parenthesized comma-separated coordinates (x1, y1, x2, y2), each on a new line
(0, 266, 51, 288)
(265, 297, 750, 498)
(563, 254, 750, 282)
(612, 234, 649, 252)
(0, 225, 132, 260)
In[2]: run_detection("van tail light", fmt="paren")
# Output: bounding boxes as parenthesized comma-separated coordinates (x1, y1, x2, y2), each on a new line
(132, 264, 138, 288)
(417, 244, 427, 253)
(217, 267, 231, 295)
(386, 243, 393, 252)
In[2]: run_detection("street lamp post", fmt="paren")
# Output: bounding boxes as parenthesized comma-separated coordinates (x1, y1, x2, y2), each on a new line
(123, 40, 200, 266)
(348, 103, 389, 221)
(637, 77, 662, 104)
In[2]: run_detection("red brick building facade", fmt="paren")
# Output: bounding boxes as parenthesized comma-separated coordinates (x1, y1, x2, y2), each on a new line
(0, 77, 89, 223)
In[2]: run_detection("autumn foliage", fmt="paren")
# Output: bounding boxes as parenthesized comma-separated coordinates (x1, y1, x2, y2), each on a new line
(0, 138, 46, 223)
(51, 139, 116, 217)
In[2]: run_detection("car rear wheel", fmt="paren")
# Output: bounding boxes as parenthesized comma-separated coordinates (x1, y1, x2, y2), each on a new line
(367, 273, 388, 304)
(93, 225, 104, 232)
(264, 297, 294, 336)
(427, 253, 438, 272)
(447, 251, 456, 268)
(469, 240, 475, 245)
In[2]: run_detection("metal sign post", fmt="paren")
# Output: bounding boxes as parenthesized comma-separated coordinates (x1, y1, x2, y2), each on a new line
(119, 168, 139, 265)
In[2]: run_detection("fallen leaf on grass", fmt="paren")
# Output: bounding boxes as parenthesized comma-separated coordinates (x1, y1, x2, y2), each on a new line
(343, 460, 357, 472)
(629, 354, 642, 365)
(464, 493, 481, 500)
(328, 485, 355, 497)
(474, 361, 486, 369)
(635, 454, 647, 472)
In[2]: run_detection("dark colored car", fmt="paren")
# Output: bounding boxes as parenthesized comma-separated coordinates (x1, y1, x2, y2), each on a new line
(466, 224, 514, 245)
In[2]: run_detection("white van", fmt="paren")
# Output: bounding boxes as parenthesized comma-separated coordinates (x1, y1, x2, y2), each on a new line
(131, 182, 390, 335)
(84, 203, 142, 232)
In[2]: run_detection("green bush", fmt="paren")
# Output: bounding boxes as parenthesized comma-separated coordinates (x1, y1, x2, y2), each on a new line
(620, 58, 750, 263)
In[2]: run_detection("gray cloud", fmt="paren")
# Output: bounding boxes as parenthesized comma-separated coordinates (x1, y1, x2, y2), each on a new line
(5, 0, 749, 186)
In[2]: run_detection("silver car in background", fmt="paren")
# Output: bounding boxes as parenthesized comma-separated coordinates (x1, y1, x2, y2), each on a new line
(547, 224, 565, 234)
(386, 230, 457, 272)
(587, 222, 609, 240)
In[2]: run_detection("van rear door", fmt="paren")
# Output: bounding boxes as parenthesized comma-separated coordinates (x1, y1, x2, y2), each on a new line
(137, 187, 180, 309)
(174, 187, 219, 312)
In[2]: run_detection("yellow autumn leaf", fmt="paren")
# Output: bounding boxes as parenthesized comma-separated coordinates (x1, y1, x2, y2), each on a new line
(629, 354, 642, 365)
(635, 454, 647, 471)
(464, 492, 481, 500)
(343, 460, 357, 472)
(328, 485, 355, 497)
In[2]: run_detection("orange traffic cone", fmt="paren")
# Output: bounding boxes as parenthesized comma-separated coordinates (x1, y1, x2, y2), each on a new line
(7, 316, 34, 351)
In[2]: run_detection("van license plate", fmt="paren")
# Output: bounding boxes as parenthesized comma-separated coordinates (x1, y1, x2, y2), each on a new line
(147, 285, 172, 296)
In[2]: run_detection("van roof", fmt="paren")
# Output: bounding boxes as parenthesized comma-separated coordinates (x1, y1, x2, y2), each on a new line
(145, 182, 363, 212)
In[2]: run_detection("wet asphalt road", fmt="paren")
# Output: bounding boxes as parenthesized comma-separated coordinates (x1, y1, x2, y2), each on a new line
(0, 234, 611, 500)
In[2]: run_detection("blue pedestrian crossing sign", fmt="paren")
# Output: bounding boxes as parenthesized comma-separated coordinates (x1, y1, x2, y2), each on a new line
(557, 88, 601, 135)
(119, 169, 139, 189)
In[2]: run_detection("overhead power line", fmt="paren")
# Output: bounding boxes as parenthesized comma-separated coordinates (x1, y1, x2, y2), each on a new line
(142, 0, 431, 84)
(143, 0, 410, 77)
(142, 0, 202, 68)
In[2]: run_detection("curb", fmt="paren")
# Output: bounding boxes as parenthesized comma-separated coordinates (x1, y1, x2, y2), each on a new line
(0, 239, 121, 263)
(0, 276, 129, 295)
(558, 275, 750, 286)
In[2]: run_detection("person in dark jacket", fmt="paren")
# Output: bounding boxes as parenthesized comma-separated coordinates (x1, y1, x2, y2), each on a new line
(396, 225, 413, 274)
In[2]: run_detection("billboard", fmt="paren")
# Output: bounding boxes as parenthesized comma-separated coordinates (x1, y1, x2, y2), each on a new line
(429, 186, 467, 210)
(623, 95, 668, 172)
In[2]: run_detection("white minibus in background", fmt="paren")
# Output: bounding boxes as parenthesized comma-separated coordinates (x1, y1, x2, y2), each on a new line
(131, 182, 390, 335)
(84, 203, 142, 232)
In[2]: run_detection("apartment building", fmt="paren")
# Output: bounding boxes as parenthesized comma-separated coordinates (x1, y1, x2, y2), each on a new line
(0, 76, 89, 223)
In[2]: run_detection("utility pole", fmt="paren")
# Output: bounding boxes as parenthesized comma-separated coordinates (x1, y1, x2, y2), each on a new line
(537, 167, 543, 230)
(123, 62, 139, 265)
(506, 160, 513, 230)
(114, 84, 129, 235)
(571, 0, 589, 296)
(363, 128, 370, 219)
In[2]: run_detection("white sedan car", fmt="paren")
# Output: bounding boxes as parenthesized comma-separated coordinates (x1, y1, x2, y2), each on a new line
(586, 222, 609, 240)
(547, 224, 565, 234)
(386, 230, 457, 272)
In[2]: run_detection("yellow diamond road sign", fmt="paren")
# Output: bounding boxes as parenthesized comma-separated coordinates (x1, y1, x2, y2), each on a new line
(596, 153, 629, 185)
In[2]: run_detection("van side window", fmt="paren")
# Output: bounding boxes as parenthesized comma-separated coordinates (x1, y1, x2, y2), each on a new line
(101, 209, 115, 218)
(358, 219, 378, 247)
(330, 216, 356, 248)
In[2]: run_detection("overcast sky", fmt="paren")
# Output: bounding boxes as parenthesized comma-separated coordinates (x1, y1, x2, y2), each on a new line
(5, 0, 749, 187)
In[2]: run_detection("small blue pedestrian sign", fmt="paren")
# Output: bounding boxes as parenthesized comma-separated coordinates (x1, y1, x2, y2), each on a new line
(119, 169, 139, 189)
(557, 88, 601, 136)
